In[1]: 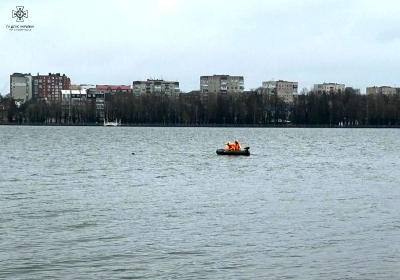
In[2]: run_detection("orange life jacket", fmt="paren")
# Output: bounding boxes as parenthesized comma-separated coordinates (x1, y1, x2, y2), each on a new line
(227, 142, 235, 150)
(235, 141, 241, 151)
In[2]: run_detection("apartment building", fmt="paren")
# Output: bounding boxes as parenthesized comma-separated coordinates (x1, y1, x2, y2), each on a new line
(366, 86, 397, 95)
(200, 75, 244, 94)
(313, 82, 345, 94)
(10, 73, 33, 101)
(87, 88, 105, 120)
(132, 79, 180, 97)
(199, 75, 244, 108)
(262, 80, 298, 103)
(61, 89, 86, 121)
(61, 89, 105, 121)
(33, 73, 71, 101)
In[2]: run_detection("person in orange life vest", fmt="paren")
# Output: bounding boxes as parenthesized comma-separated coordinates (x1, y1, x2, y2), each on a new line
(234, 140, 241, 151)
(226, 142, 235, 150)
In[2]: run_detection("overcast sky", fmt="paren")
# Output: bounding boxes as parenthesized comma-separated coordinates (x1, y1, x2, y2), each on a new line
(1, 0, 400, 94)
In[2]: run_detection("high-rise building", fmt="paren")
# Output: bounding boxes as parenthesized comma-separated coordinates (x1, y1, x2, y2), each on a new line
(262, 80, 298, 103)
(33, 73, 71, 101)
(10, 73, 33, 101)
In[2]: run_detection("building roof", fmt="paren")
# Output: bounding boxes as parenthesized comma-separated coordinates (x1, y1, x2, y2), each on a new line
(200, 75, 244, 79)
(36, 73, 68, 77)
(96, 85, 131, 90)
(11, 73, 31, 77)
(133, 80, 179, 85)
(317, 82, 345, 85)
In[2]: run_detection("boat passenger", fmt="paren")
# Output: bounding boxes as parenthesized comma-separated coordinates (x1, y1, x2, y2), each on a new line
(227, 142, 236, 150)
(234, 140, 241, 151)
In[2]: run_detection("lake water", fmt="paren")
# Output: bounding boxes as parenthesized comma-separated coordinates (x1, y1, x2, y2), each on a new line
(1, 126, 399, 279)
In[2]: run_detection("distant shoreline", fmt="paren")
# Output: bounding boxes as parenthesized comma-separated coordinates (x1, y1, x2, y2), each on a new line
(1, 123, 399, 128)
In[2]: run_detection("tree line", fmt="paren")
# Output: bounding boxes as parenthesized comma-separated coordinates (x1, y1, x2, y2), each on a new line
(1, 88, 400, 126)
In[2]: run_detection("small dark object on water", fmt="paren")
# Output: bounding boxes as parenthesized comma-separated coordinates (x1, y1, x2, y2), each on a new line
(132, 153, 135, 155)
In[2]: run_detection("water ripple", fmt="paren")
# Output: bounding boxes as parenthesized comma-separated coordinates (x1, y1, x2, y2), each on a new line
(0, 126, 399, 279)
